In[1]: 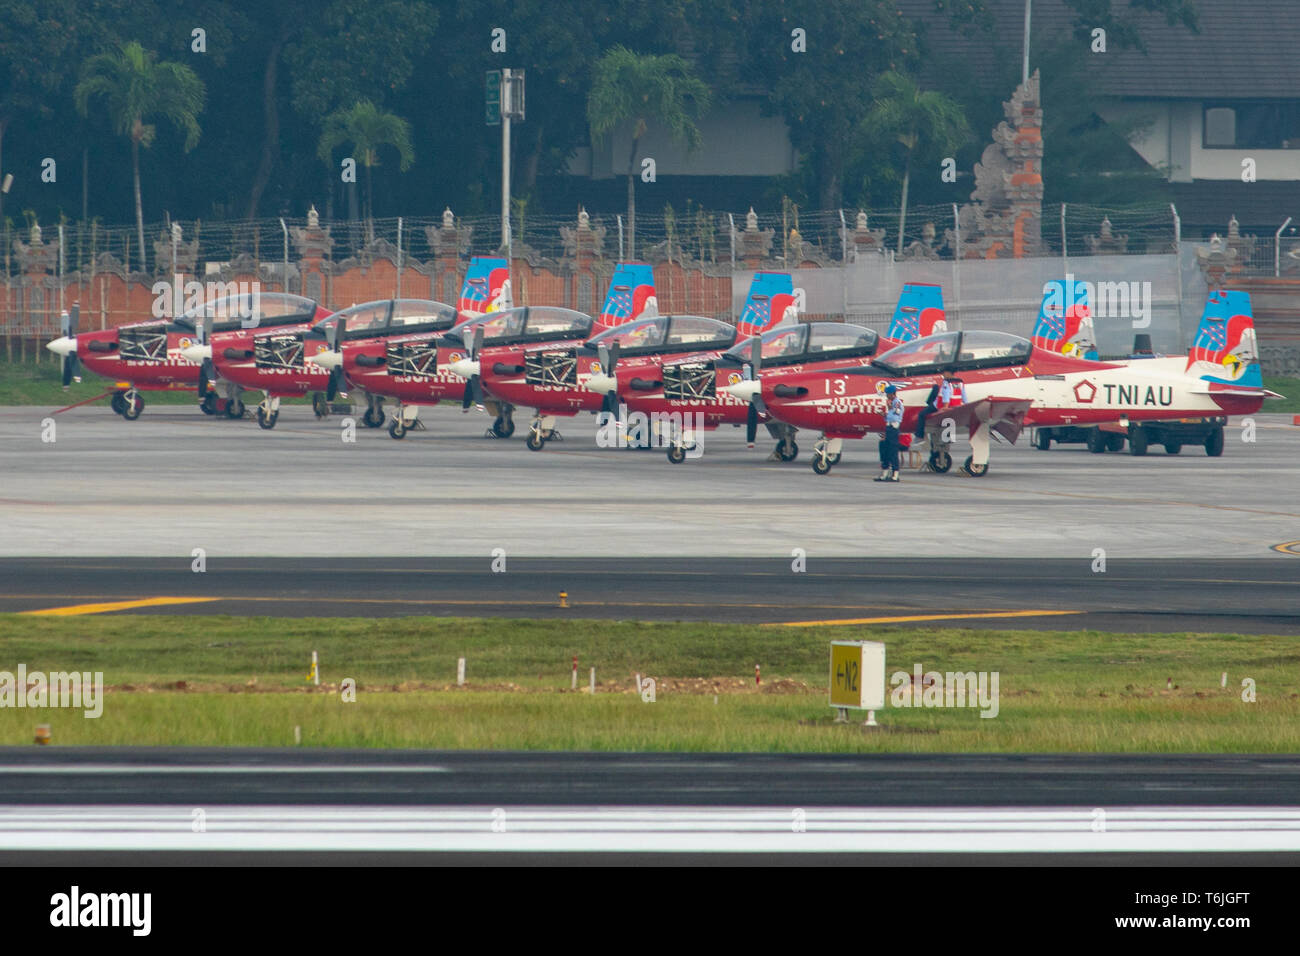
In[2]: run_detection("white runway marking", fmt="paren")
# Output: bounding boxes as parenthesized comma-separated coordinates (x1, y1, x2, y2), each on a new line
(0, 764, 447, 774)
(1, 806, 1298, 852)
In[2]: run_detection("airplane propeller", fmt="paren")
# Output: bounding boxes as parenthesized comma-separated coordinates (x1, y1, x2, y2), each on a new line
(596, 340, 622, 423)
(59, 307, 80, 387)
(325, 316, 347, 401)
(743, 335, 763, 446)
(196, 316, 215, 397)
(460, 324, 486, 410)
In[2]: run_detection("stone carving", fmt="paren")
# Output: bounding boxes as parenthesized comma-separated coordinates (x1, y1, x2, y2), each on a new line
(1083, 217, 1128, 255)
(947, 70, 1044, 259)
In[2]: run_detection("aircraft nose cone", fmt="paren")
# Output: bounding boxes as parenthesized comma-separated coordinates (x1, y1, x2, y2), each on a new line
(719, 380, 762, 401)
(584, 373, 617, 394)
(447, 358, 480, 380)
(306, 350, 342, 369)
(46, 336, 77, 357)
(180, 343, 211, 363)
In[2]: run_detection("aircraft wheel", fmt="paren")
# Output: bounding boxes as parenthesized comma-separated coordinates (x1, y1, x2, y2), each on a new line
(111, 392, 128, 415)
(526, 429, 545, 451)
(257, 407, 278, 430)
(666, 443, 686, 464)
(122, 392, 144, 421)
(225, 398, 246, 419)
(776, 439, 798, 462)
(1205, 426, 1225, 457)
(1128, 427, 1148, 456)
(811, 453, 832, 475)
(492, 416, 515, 438)
(1106, 433, 1125, 452)
(363, 405, 385, 428)
(1086, 428, 1107, 454)
(388, 419, 407, 440)
(929, 450, 952, 473)
(828, 452, 841, 465)
(962, 455, 988, 477)
(1034, 429, 1051, 451)
(312, 393, 328, 418)
(1164, 443, 1182, 455)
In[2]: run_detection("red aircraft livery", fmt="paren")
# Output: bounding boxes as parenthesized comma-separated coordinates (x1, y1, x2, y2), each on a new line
(46, 293, 325, 420)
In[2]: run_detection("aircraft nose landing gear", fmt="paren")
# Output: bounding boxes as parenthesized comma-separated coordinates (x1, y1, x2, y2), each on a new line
(810, 436, 842, 475)
(120, 389, 144, 420)
(525, 415, 560, 451)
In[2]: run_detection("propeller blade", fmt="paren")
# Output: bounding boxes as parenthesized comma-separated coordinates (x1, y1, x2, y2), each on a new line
(327, 366, 342, 401)
(61, 355, 73, 386)
(471, 324, 485, 359)
(333, 316, 347, 351)
(746, 401, 758, 446)
(750, 336, 761, 377)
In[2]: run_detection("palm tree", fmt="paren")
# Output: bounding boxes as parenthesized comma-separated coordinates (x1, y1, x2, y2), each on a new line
(861, 72, 969, 255)
(587, 46, 710, 258)
(74, 42, 205, 271)
(317, 100, 414, 245)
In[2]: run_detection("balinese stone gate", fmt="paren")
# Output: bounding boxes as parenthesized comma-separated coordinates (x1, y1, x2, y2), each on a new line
(948, 70, 1044, 259)
(2, 208, 741, 347)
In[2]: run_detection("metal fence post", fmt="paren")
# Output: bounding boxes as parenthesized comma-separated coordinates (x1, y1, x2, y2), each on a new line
(1275, 216, 1292, 277)
(728, 213, 736, 322)
(1060, 203, 1068, 273)
(617, 215, 624, 261)
(396, 216, 403, 298)
(279, 218, 289, 294)
(951, 203, 962, 328)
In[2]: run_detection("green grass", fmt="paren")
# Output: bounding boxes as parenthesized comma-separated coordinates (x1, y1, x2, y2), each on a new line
(1, 614, 1296, 751)
(1263, 376, 1300, 413)
(0, 356, 311, 406)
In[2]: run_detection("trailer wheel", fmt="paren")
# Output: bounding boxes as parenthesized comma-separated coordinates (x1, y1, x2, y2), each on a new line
(1086, 428, 1107, 453)
(1106, 433, 1125, 452)
(1164, 443, 1182, 455)
(1034, 429, 1051, 450)
(1128, 426, 1148, 456)
(1205, 426, 1225, 457)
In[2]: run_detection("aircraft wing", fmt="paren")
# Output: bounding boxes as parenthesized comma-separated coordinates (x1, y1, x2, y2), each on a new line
(925, 396, 1033, 443)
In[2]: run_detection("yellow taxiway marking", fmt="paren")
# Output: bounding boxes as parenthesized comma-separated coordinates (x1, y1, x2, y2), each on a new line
(21, 597, 220, 617)
(1271, 541, 1300, 555)
(774, 609, 1084, 628)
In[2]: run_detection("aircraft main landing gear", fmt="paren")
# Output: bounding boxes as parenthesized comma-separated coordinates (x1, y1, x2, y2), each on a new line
(224, 397, 246, 419)
(490, 414, 515, 438)
(311, 392, 329, 418)
(929, 449, 952, 473)
(775, 438, 799, 461)
(121, 389, 144, 420)
(111, 391, 128, 415)
(362, 397, 385, 428)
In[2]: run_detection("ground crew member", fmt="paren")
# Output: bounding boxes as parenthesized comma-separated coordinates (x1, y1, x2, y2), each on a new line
(876, 384, 904, 482)
(915, 375, 957, 437)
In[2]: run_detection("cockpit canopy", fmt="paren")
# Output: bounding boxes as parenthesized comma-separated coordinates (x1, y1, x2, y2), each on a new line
(585, 314, 736, 354)
(721, 321, 879, 366)
(872, 330, 1032, 376)
(309, 299, 457, 340)
(174, 292, 319, 333)
(444, 306, 593, 346)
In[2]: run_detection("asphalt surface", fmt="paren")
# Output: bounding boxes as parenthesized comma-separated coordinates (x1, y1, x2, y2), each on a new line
(2, 405, 1299, 559)
(2, 749, 1298, 807)
(2, 556, 1296, 632)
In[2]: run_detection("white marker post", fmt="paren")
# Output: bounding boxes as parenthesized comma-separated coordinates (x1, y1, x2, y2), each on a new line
(1221, 672, 1228, 688)
(589, 667, 596, 695)
(311, 650, 319, 686)
(635, 672, 641, 695)
(458, 657, 466, 687)
(571, 656, 578, 691)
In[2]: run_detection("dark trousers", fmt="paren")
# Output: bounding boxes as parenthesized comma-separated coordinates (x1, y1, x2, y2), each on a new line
(879, 426, 901, 471)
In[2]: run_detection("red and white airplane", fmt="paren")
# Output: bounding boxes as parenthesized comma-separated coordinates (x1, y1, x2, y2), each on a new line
(725, 289, 1279, 477)
(44, 293, 325, 419)
(179, 257, 509, 427)
(587, 281, 945, 462)
(330, 262, 655, 440)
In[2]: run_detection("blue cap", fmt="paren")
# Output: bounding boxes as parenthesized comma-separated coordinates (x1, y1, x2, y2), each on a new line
(884, 384, 897, 394)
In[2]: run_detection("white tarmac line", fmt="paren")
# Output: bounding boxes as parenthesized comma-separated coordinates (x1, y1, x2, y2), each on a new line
(1, 806, 1297, 853)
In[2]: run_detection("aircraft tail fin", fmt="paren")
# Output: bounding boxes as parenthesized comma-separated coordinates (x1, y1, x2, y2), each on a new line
(1032, 278, 1098, 359)
(885, 283, 946, 343)
(1187, 289, 1262, 387)
(457, 256, 511, 321)
(598, 262, 657, 328)
(736, 272, 799, 337)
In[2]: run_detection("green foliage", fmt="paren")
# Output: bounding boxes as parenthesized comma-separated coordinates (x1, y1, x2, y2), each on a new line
(74, 41, 205, 151)
(587, 45, 712, 159)
(317, 100, 415, 171)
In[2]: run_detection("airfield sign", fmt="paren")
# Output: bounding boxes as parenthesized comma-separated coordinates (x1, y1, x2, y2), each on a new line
(485, 70, 501, 126)
(830, 640, 885, 712)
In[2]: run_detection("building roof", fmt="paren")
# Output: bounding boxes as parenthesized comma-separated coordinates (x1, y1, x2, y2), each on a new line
(903, 0, 1300, 100)
(1170, 180, 1300, 231)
